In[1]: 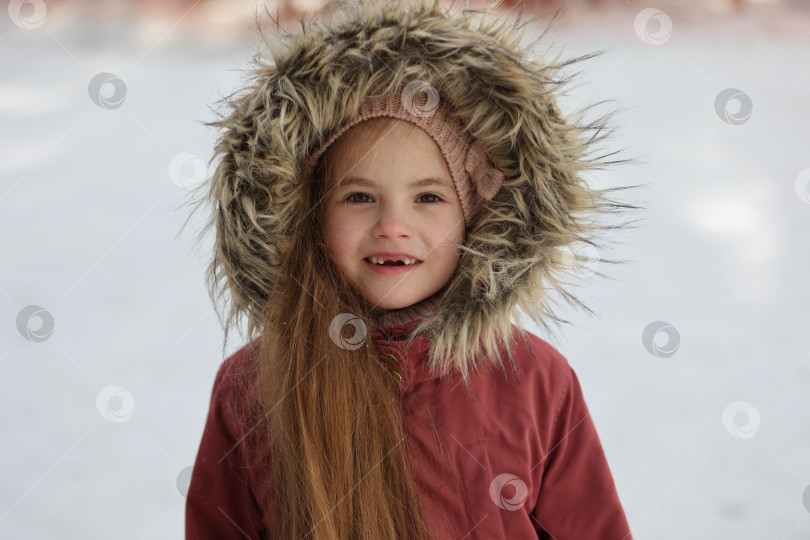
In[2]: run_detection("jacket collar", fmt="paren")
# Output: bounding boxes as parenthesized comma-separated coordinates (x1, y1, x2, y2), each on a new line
(372, 317, 447, 395)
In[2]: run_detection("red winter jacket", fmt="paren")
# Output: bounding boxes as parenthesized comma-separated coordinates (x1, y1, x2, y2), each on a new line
(185, 320, 633, 539)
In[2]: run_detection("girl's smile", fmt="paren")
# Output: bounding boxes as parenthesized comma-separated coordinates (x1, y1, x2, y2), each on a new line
(363, 257, 424, 275)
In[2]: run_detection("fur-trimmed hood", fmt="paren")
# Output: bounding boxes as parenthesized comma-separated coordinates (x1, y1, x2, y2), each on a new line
(188, 0, 642, 389)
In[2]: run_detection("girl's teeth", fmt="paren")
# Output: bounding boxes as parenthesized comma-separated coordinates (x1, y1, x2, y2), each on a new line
(369, 257, 419, 265)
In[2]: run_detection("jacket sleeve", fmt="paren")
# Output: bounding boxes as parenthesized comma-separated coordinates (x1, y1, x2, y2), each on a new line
(185, 356, 267, 539)
(531, 364, 633, 540)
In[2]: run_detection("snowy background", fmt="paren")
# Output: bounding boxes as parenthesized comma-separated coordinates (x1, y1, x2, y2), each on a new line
(2, 0, 809, 538)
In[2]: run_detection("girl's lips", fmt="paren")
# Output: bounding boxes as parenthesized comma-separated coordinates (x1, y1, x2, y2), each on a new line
(363, 258, 423, 275)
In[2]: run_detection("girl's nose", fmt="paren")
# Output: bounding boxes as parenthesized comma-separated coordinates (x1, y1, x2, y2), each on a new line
(371, 207, 413, 237)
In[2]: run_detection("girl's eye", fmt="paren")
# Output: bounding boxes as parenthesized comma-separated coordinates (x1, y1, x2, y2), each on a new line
(345, 193, 372, 204)
(418, 193, 443, 203)
(344, 193, 444, 204)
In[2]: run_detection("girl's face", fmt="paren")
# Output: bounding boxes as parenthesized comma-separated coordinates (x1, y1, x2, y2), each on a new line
(322, 118, 465, 311)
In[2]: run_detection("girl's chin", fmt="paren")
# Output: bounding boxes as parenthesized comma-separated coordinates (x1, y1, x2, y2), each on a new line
(360, 291, 417, 311)
(370, 299, 411, 311)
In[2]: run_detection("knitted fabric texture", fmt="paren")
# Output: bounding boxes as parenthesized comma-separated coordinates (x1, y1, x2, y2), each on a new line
(305, 90, 505, 226)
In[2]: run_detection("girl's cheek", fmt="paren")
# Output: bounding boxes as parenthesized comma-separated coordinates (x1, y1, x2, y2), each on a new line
(327, 221, 357, 239)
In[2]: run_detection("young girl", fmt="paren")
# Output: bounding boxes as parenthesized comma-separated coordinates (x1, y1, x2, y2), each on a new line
(184, 1, 641, 538)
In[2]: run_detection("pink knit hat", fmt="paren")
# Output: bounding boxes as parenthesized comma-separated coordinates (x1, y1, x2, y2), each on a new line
(305, 84, 504, 226)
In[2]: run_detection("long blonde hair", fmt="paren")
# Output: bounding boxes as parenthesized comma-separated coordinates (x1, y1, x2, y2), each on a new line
(231, 118, 457, 539)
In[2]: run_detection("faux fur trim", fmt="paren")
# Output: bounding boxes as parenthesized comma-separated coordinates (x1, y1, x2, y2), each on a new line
(184, 0, 645, 392)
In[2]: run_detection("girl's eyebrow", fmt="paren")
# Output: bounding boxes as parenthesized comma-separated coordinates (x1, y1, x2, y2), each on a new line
(338, 176, 451, 190)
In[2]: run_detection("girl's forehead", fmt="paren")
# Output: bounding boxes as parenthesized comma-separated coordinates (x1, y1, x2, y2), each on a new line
(323, 120, 451, 179)
(333, 118, 425, 149)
